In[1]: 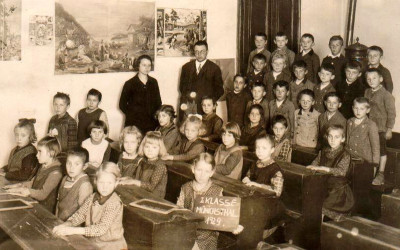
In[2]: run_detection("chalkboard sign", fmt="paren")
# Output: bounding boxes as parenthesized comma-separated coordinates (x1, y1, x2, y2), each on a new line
(194, 196, 241, 232)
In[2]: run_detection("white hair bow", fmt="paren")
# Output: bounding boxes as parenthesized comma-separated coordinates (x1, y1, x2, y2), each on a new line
(188, 114, 202, 120)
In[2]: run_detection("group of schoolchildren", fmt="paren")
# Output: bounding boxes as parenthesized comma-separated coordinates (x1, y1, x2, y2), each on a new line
(0, 31, 396, 250)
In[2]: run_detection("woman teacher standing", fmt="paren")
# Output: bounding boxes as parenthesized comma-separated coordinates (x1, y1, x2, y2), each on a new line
(119, 55, 162, 134)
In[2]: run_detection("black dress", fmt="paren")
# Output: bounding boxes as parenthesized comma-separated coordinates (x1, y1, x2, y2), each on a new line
(119, 74, 162, 133)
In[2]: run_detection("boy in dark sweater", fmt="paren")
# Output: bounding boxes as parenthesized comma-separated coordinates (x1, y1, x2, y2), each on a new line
(321, 36, 347, 87)
(247, 53, 268, 90)
(226, 74, 252, 127)
(337, 61, 367, 119)
(294, 33, 320, 83)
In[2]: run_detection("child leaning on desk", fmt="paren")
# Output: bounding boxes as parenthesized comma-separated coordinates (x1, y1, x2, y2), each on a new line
(177, 153, 243, 250)
(53, 162, 127, 249)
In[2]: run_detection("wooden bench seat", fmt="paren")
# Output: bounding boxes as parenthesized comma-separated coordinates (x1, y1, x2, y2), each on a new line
(380, 190, 400, 229)
(321, 216, 400, 250)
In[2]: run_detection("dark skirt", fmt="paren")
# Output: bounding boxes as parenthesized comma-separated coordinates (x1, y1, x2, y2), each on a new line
(323, 176, 354, 213)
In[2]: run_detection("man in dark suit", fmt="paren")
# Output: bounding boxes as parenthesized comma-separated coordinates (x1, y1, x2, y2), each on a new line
(178, 41, 224, 123)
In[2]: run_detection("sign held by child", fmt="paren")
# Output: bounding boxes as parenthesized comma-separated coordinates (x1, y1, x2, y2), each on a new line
(194, 195, 241, 232)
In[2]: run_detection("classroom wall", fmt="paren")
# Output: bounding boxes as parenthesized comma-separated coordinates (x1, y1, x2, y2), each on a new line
(0, 0, 237, 164)
(353, 0, 400, 131)
(300, 0, 348, 59)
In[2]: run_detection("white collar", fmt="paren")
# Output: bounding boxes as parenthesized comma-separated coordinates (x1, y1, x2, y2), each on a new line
(196, 59, 207, 68)
(328, 53, 341, 59)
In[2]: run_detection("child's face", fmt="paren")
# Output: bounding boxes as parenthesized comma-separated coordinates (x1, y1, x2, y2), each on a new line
(272, 122, 287, 140)
(251, 86, 266, 101)
(300, 37, 314, 51)
(138, 58, 152, 75)
(90, 128, 105, 144)
(86, 95, 100, 111)
(299, 94, 314, 111)
(66, 155, 86, 179)
(345, 68, 361, 83)
(255, 36, 267, 50)
(222, 131, 236, 148)
(274, 86, 289, 101)
(252, 59, 266, 72)
(272, 58, 286, 73)
(14, 127, 30, 148)
(123, 134, 139, 155)
(201, 99, 215, 115)
(352, 102, 370, 119)
(329, 40, 343, 56)
(368, 50, 382, 66)
(36, 145, 52, 164)
(192, 160, 214, 185)
(294, 67, 307, 80)
(53, 98, 69, 117)
(249, 108, 261, 124)
(158, 111, 171, 127)
(274, 36, 288, 49)
(233, 76, 246, 93)
(327, 129, 345, 149)
(255, 138, 274, 161)
(325, 96, 341, 113)
(318, 69, 335, 83)
(97, 172, 117, 197)
(143, 141, 160, 160)
(184, 123, 200, 141)
(366, 72, 383, 89)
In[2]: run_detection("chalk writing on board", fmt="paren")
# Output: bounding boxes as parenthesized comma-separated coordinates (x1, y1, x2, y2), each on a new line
(194, 196, 241, 232)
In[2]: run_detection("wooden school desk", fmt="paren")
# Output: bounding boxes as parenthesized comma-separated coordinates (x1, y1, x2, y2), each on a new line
(116, 184, 203, 250)
(0, 181, 98, 250)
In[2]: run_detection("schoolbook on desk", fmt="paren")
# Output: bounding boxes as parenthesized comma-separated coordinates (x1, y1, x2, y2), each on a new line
(129, 199, 185, 214)
(0, 199, 33, 212)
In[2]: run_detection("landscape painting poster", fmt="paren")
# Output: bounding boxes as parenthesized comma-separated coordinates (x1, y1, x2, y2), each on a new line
(0, 0, 21, 61)
(55, 0, 155, 75)
(29, 15, 53, 46)
(157, 8, 207, 57)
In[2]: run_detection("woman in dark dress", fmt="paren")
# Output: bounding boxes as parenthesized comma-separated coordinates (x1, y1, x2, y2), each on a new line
(119, 55, 162, 134)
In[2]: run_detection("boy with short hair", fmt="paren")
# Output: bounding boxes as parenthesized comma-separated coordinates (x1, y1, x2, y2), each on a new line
(290, 60, 315, 109)
(77, 88, 109, 144)
(269, 81, 295, 136)
(247, 32, 271, 73)
(246, 82, 270, 128)
(294, 33, 320, 83)
(346, 97, 380, 165)
(314, 63, 336, 113)
(367, 46, 393, 93)
(318, 92, 347, 147)
(56, 147, 93, 221)
(81, 120, 111, 171)
(48, 92, 78, 152)
(247, 53, 268, 89)
(265, 53, 292, 101)
(321, 35, 347, 87)
(226, 74, 252, 127)
(337, 61, 367, 119)
(271, 32, 295, 69)
(364, 68, 396, 185)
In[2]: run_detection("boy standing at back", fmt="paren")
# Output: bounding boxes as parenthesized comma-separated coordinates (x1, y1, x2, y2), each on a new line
(226, 74, 252, 127)
(314, 63, 336, 113)
(48, 92, 78, 152)
(337, 61, 367, 119)
(247, 54, 268, 89)
(271, 32, 295, 70)
(247, 32, 271, 73)
(367, 46, 393, 93)
(364, 68, 396, 185)
(77, 88, 109, 144)
(290, 60, 315, 109)
(294, 33, 320, 83)
(321, 36, 347, 87)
